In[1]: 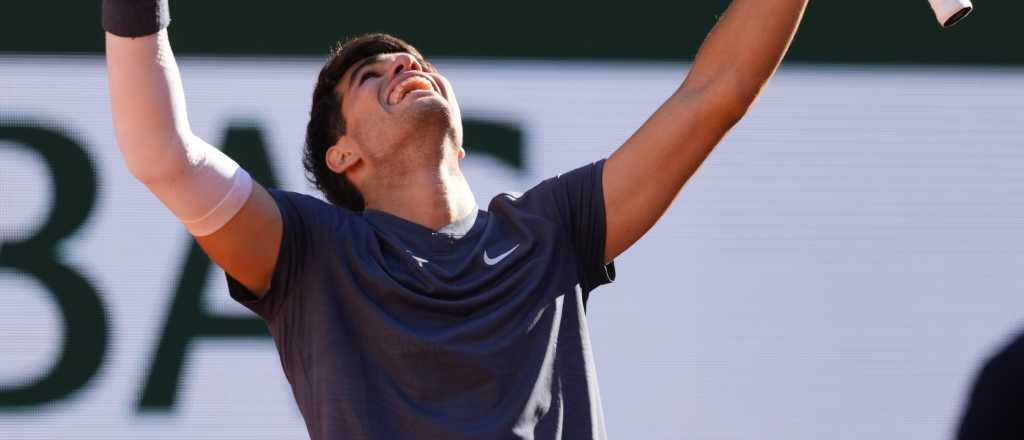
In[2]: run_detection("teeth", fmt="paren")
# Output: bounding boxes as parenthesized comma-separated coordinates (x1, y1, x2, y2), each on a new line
(387, 76, 434, 105)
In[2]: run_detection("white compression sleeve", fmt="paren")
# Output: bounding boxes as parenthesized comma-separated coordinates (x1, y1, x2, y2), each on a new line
(106, 30, 252, 237)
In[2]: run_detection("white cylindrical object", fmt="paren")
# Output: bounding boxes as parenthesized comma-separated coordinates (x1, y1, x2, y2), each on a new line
(929, 0, 973, 27)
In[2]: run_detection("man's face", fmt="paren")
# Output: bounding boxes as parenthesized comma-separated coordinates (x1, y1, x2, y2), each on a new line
(331, 52, 463, 178)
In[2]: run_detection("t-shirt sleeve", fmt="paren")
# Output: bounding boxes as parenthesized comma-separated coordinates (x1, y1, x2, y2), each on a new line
(520, 159, 616, 296)
(225, 189, 345, 321)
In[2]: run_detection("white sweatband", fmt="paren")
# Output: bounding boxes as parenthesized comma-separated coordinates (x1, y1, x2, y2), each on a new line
(177, 146, 254, 236)
(928, 0, 973, 27)
(107, 30, 253, 237)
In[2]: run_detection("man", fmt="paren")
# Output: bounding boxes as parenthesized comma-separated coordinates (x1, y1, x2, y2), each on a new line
(104, 0, 807, 438)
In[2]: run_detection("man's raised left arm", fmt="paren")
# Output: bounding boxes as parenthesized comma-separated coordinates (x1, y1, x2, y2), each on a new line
(602, 0, 809, 263)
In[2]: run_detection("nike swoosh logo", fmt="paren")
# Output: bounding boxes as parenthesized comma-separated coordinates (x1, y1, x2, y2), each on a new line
(483, 244, 520, 266)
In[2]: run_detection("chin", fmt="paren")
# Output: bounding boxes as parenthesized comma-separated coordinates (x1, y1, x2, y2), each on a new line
(402, 97, 456, 138)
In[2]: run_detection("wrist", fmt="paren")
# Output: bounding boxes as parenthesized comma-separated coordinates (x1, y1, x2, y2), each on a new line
(103, 0, 170, 38)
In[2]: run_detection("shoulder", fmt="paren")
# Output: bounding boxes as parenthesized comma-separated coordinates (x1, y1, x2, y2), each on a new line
(488, 160, 606, 217)
(488, 184, 548, 216)
(486, 178, 565, 234)
(267, 188, 329, 208)
(266, 188, 355, 233)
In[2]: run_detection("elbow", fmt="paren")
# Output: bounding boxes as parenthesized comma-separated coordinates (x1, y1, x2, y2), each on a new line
(699, 73, 765, 125)
(714, 98, 749, 129)
(117, 130, 193, 185)
(127, 161, 185, 187)
(690, 89, 748, 132)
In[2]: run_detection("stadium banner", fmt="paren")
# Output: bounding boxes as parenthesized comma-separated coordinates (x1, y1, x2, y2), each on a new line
(2, 56, 1024, 439)
(3, 1, 1022, 65)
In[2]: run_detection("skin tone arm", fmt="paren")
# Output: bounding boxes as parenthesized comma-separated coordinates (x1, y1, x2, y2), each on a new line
(196, 185, 281, 296)
(106, 31, 282, 296)
(602, 0, 810, 263)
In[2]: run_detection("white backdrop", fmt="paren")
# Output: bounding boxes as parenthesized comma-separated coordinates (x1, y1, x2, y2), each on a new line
(2, 56, 1024, 439)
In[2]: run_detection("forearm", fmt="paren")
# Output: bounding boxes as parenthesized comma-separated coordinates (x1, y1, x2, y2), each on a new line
(104, 0, 189, 182)
(106, 30, 194, 183)
(681, 0, 808, 109)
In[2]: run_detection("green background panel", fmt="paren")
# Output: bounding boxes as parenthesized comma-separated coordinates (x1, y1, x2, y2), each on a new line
(2, 1, 1019, 64)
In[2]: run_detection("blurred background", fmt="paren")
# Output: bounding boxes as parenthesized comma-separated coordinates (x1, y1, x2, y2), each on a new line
(2, 1, 1023, 439)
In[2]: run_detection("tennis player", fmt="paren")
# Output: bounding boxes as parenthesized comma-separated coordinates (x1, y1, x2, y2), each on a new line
(104, 0, 807, 438)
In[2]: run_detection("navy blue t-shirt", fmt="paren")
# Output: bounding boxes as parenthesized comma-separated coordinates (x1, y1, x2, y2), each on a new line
(228, 160, 616, 439)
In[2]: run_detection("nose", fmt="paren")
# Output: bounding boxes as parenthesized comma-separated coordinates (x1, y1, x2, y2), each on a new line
(390, 53, 424, 77)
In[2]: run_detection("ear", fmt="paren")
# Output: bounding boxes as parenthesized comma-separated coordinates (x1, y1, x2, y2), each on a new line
(458, 146, 466, 160)
(325, 138, 361, 175)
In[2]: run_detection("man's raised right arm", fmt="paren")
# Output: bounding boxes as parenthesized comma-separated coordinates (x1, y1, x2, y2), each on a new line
(104, 0, 282, 296)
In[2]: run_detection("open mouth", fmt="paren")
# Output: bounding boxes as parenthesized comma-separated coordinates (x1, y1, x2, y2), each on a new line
(386, 75, 437, 106)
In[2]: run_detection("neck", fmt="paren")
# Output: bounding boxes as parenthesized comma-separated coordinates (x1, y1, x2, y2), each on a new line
(361, 160, 476, 231)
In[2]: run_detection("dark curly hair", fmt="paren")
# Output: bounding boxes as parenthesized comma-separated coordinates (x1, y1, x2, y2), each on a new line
(303, 33, 429, 211)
